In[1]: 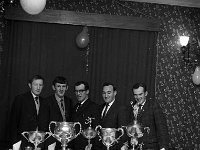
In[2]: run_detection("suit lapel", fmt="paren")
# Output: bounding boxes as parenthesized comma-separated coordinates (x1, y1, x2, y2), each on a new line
(75, 99, 90, 115)
(63, 96, 69, 118)
(102, 101, 116, 120)
(27, 92, 38, 115)
(51, 96, 63, 118)
(137, 100, 149, 119)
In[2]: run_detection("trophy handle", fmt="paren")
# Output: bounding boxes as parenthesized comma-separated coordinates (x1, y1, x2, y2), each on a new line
(73, 122, 82, 138)
(44, 132, 52, 141)
(115, 127, 124, 142)
(95, 125, 102, 141)
(49, 121, 56, 134)
(21, 131, 29, 141)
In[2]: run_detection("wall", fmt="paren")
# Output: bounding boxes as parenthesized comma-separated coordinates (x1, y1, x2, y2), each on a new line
(1, 0, 200, 149)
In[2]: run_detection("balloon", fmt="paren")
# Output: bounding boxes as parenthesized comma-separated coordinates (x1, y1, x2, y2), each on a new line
(76, 26, 89, 49)
(192, 66, 200, 85)
(20, 0, 46, 15)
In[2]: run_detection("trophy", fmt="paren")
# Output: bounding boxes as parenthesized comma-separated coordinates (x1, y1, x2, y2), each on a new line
(49, 121, 82, 150)
(95, 125, 124, 150)
(122, 101, 150, 150)
(21, 129, 51, 150)
(82, 117, 97, 150)
(122, 120, 143, 150)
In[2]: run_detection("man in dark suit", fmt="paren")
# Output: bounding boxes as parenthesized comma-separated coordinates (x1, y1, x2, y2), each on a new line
(100, 82, 130, 150)
(39, 76, 73, 150)
(9, 75, 45, 150)
(127, 82, 169, 150)
(69, 81, 101, 150)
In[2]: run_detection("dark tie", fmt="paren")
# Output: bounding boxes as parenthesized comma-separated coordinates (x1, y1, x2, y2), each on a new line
(76, 102, 81, 112)
(102, 103, 109, 119)
(60, 99, 65, 112)
(35, 97, 39, 114)
(35, 96, 39, 104)
(138, 104, 143, 115)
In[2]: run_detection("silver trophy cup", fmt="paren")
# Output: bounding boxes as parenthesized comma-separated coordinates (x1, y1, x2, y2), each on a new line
(95, 125, 124, 150)
(49, 121, 81, 150)
(123, 120, 143, 150)
(82, 126, 97, 150)
(21, 130, 51, 150)
(82, 117, 97, 150)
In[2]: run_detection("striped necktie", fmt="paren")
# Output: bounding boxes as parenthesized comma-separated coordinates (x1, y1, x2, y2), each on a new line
(60, 99, 65, 112)
(76, 103, 81, 112)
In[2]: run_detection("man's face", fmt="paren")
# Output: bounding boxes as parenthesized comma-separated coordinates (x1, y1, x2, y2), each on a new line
(102, 85, 117, 103)
(52, 83, 67, 98)
(133, 86, 148, 105)
(75, 84, 89, 102)
(29, 79, 44, 96)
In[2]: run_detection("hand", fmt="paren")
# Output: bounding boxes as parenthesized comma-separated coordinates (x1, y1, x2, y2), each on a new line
(85, 144, 92, 150)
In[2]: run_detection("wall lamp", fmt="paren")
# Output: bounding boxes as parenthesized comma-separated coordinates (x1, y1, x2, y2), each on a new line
(180, 35, 200, 85)
(180, 36, 200, 67)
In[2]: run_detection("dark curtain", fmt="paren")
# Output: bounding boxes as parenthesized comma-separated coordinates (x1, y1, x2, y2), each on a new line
(89, 27, 157, 105)
(0, 20, 157, 148)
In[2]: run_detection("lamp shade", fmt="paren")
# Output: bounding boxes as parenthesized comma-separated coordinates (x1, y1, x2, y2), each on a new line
(20, 0, 46, 15)
(180, 36, 189, 46)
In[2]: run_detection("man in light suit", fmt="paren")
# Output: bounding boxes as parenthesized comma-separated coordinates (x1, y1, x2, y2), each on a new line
(69, 81, 101, 150)
(9, 75, 45, 150)
(128, 82, 169, 150)
(100, 82, 130, 150)
(39, 76, 73, 150)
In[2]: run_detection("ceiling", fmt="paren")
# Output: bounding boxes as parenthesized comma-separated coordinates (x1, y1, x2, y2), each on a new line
(121, 0, 200, 8)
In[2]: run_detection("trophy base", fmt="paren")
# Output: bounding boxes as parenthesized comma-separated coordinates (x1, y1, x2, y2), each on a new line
(25, 146, 41, 150)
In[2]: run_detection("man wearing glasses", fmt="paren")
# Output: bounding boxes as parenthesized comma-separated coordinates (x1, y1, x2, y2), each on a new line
(69, 81, 101, 150)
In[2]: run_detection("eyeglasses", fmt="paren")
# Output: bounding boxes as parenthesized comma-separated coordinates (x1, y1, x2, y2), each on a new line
(75, 89, 86, 93)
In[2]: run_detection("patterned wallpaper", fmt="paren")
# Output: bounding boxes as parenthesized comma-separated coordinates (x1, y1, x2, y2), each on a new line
(1, 0, 200, 149)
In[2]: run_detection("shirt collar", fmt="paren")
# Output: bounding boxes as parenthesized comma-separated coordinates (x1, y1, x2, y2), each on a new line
(80, 98, 88, 105)
(107, 99, 115, 107)
(55, 94, 64, 102)
(31, 92, 38, 99)
(141, 100, 146, 106)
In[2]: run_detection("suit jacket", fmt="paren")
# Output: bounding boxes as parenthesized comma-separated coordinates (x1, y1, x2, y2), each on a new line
(38, 95, 73, 149)
(9, 91, 44, 149)
(100, 100, 130, 150)
(69, 99, 101, 150)
(132, 99, 169, 150)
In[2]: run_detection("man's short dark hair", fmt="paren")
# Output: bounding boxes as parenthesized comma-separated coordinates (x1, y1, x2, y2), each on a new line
(102, 82, 117, 91)
(74, 81, 89, 90)
(132, 82, 147, 92)
(53, 76, 68, 86)
(28, 75, 44, 84)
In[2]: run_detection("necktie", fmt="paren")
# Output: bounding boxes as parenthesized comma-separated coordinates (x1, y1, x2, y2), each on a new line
(102, 103, 109, 119)
(60, 99, 65, 112)
(35, 97, 39, 114)
(76, 103, 81, 112)
(35, 97, 39, 104)
(138, 104, 143, 115)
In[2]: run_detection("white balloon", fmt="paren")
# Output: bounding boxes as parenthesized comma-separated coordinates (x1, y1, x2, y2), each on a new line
(192, 66, 200, 85)
(20, 0, 46, 15)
